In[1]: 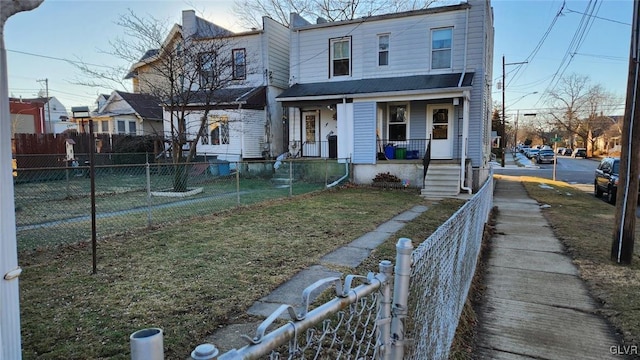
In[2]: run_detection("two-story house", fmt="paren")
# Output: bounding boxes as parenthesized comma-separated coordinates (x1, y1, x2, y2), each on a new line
(127, 10, 289, 162)
(277, 0, 494, 196)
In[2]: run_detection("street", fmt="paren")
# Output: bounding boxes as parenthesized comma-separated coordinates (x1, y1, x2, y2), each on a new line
(493, 152, 640, 217)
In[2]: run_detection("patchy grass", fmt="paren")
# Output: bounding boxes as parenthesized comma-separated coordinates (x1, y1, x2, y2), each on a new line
(498, 175, 640, 347)
(20, 186, 438, 359)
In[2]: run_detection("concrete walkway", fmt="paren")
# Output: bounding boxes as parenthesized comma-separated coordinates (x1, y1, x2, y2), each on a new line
(205, 205, 429, 352)
(474, 177, 622, 359)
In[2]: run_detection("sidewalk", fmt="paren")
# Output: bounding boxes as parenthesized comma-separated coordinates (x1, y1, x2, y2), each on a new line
(474, 177, 622, 359)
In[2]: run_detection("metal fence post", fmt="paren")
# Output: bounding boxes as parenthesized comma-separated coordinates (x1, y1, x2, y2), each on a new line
(288, 160, 293, 197)
(378, 260, 393, 360)
(390, 238, 413, 360)
(236, 162, 240, 206)
(146, 162, 152, 227)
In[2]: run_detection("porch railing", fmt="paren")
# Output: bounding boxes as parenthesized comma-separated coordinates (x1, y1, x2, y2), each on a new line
(377, 138, 429, 160)
(288, 138, 431, 160)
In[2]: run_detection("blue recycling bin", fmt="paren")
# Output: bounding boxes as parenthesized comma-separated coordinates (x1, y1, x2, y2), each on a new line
(384, 144, 395, 159)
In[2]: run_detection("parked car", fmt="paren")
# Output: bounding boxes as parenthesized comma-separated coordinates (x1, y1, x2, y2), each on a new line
(557, 147, 566, 155)
(562, 148, 573, 156)
(572, 148, 587, 158)
(594, 157, 640, 205)
(536, 149, 555, 164)
(527, 148, 539, 159)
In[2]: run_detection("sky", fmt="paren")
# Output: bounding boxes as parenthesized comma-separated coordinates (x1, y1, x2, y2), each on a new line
(3, 0, 634, 117)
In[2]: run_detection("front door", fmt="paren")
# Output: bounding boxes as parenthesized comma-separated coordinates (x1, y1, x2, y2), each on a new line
(427, 104, 453, 159)
(302, 111, 319, 157)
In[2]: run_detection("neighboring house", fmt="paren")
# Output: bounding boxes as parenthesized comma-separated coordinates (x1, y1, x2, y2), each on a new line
(89, 91, 163, 136)
(277, 0, 495, 195)
(9, 96, 73, 134)
(127, 10, 289, 161)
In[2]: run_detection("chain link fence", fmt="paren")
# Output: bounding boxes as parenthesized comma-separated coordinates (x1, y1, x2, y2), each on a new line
(14, 154, 350, 253)
(405, 173, 494, 359)
(194, 174, 494, 360)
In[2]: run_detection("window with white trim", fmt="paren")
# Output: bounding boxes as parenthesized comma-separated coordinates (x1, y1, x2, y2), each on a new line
(128, 121, 137, 135)
(378, 34, 389, 66)
(117, 120, 125, 134)
(199, 52, 217, 86)
(330, 37, 351, 77)
(388, 104, 407, 141)
(431, 28, 452, 70)
(232, 49, 246, 80)
(208, 115, 229, 145)
(101, 121, 109, 133)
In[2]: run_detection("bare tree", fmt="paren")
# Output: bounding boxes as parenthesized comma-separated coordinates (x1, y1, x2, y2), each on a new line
(545, 74, 620, 151)
(232, 0, 438, 28)
(76, 10, 245, 192)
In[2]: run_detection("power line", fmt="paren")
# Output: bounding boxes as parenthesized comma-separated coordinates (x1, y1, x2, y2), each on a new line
(565, 7, 631, 26)
(7, 49, 115, 69)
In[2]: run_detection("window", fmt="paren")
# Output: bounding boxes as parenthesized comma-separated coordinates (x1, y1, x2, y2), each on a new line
(199, 52, 217, 86)
(330, 37, 351, 77)
(232, 49, 246, 80)
(305, 115, 316, 143)
(117, 120, 125, 134)
(101, 121, 109, 133)
(209, 115, 229, 145)
(378, 34, 389, 66)
(431, 28, 452, 70)
(117, 120, 136, 135)
(388, 105, 407, 141)
(128, 121, 137, 135)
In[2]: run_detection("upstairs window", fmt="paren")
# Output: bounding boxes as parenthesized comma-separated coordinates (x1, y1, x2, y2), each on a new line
(232, 49, 246, 80)
(431, 28, 452, 70)
(199, 52, 217, 87)
(378, 34, 389, 66)
(117, 120, 126, 134)
(128, 121, 137, 135)
(331, 37, 351, 77)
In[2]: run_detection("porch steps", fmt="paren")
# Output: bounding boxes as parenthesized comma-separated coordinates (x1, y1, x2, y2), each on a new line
(421, 165, 460, 199)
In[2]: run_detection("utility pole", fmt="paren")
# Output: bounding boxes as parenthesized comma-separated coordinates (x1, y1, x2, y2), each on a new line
(611, 1, 640, 265)
(501, 56, 528, 167)
(501, 56, 506, 167)
(37, 78, 50, 134)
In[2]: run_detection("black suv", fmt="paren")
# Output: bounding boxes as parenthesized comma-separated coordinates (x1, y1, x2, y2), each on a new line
(594, 157, 640, 205)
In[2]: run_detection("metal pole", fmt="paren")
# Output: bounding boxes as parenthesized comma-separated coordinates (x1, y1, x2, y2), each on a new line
(288, 160, 293, 197)
(236, 162, 240, 206)
(501, 55, 506, 167)
(89, 118, 97, 274)
(390, 238, 413, 360)
(146, 162, 152, 227)
(378, 260, 393, 360)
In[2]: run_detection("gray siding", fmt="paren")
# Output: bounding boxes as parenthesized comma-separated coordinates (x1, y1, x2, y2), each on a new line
(353, 102, 376, 164)
(292, 8, 469, 84)
(264, 17, 290, 89)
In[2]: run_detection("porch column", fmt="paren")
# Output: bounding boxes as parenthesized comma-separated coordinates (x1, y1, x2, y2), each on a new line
(460, 92, 471, 193)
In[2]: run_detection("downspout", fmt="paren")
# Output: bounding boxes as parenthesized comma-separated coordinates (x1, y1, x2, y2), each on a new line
(457, 7, 469, 88)
(461, 91, 472, 194)
(326, 161, 349, 188)
(459, 7, 472, 194)
(327, 97, 350, 188)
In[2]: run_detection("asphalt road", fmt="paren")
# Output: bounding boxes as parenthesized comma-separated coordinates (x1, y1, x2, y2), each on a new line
(494, 152, 640, 217)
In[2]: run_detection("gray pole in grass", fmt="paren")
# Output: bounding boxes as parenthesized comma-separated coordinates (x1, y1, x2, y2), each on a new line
(0, 2, 45, 358)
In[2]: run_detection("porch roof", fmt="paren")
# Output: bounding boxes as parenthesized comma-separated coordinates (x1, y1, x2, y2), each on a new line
(277, 73, 474, 101)
(165, 86, 267, 110)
